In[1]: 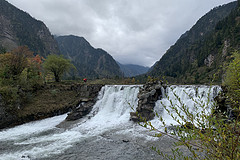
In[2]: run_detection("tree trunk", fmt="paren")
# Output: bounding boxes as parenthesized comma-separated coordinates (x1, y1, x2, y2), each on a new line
(54, 72, 60, 82)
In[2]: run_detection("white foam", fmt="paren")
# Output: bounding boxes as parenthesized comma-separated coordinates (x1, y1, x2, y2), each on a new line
(0, 114, 67, 141)
(0, 85, 220, 159)
(0, 85, 140, 159)
(73, 85, 139, 135)
(151, 85, 221, 130)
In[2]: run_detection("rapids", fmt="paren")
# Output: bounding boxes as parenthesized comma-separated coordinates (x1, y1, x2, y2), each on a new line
(0, 85, 220, 160)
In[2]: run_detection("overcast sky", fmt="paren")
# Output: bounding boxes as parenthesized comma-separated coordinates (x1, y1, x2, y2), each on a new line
(7, 0, 235, 67)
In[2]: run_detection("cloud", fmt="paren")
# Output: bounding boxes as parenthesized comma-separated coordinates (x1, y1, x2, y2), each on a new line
(7, 0, 235, 66)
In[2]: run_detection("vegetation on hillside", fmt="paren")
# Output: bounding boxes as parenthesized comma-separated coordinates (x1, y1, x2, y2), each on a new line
(0, 46, 76, 110)
(0, 46, 43, 109)
(224, 51, 240, 107)
(43, 54, 75, 82)
(56, 35, 123, 79)
(0, 0, 59, 57)
(148, 1, 238, 84)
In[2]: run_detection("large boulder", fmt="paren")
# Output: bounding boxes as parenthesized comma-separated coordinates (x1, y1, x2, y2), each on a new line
(66, 100, 95, 121)
(65, 84, 103, 121)
(130, 81, 164, 122)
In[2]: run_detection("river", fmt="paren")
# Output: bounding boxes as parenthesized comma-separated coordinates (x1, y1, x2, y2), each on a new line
(0, 85, 220, 160)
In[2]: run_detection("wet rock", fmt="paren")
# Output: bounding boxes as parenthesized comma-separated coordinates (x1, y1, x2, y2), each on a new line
(66, 100, 96, 121)
(131, 81, 164, 122)
(21, 154, 31, 160)
(214, 88, 227, 114)
(214, 86, 235, 119)
(130, 112, 139, 122)
(122, 139, 130, 143)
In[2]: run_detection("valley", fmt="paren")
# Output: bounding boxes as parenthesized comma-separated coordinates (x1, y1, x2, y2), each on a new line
(0, 0, 240, 159)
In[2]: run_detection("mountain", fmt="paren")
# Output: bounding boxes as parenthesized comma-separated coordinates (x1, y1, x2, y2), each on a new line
(117, 62, 149, 77)
(148, 1, 238, 84)
(56, 35, 123, 79)
(0, 0, 59, 56)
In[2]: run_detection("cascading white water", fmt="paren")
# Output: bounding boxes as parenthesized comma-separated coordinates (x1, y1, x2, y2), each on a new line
(152, 85, 221, 129)
(72, 85, 140, 135)
(0, 85, 220, 160)
(0, 85, 140, 160)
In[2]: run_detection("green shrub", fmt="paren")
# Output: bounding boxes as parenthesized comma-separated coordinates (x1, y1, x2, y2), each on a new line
(224, 51, 240, 107)
(0, 86, 19, 110)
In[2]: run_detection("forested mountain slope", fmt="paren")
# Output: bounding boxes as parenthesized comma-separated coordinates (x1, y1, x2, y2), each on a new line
(148, 1, 239, 84)
(0, 0, 59, 56)
(56, 35, 123, 79)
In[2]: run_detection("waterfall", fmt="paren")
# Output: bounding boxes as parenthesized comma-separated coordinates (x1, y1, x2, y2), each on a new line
(0, 85, 220, 160)
(152, 85, 221, 129)
(72, 85, 140, 135)
(0, 85, 140, 160)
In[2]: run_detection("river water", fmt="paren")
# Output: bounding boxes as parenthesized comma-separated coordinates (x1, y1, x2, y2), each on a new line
(0, 85, 220, 160)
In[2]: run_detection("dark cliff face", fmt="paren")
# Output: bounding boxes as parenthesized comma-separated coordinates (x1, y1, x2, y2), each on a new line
(148, 1, 238, 84)
(0, 0, 59, 56)
(56, 35, 123, 79)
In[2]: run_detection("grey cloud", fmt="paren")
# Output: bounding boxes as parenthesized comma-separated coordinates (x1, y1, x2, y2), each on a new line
(7, 0, 235, 66)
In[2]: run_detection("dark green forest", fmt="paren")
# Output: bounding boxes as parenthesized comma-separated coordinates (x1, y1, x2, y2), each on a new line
(148, 1, 240, 84)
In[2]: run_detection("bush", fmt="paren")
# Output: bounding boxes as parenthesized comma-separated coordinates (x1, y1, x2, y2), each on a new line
(0, 46, 44, 108)
(0, 86, 19, 109)
(224, 51, 240, 107)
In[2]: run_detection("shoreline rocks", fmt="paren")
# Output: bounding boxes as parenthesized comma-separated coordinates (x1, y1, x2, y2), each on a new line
(66, 99, 96, 121)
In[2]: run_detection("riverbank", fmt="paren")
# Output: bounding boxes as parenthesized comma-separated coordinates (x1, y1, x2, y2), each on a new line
(0, 82, 102, 130)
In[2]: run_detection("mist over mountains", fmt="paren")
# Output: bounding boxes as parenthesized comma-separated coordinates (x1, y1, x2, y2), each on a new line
(117, 62, 149, 77)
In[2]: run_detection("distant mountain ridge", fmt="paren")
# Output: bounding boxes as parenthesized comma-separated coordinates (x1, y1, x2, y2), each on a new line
(117, 62, 149, 77)
(0, 0, 59, 57)
(56, 35, 123, 79)
(148, 1, 239, 84)
(2, 0, 238, 82)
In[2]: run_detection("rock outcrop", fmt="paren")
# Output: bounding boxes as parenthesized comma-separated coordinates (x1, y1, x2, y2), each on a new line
(214, 86, 228, 114)
(66, 100, 95, 121)
(214, 86, 239, 120)
(65, 85, 102, 121)
(130, 81, 164, 122)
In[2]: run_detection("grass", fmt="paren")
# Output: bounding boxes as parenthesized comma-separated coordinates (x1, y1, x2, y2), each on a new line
(15, 81, 102, 122)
